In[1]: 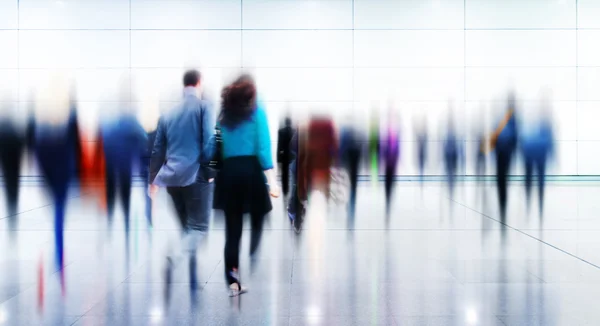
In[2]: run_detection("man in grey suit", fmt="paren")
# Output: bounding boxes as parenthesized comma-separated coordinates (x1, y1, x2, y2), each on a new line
(149, 69, 215, 291)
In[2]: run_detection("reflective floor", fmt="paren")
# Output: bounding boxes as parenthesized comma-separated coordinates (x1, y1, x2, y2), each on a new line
(0, 180, 599, 325)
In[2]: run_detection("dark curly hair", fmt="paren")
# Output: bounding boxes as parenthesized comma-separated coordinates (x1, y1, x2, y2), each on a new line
(219, 77, 257, 128)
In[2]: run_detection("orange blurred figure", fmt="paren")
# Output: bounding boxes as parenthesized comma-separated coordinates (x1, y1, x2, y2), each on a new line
(79, 131, 107, 212)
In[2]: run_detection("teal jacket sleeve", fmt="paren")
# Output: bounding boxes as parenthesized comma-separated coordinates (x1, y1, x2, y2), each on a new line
(256, 107, 273, 170)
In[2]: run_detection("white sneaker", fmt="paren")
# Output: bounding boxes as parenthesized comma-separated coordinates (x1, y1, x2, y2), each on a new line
(228, 283, 248, 297)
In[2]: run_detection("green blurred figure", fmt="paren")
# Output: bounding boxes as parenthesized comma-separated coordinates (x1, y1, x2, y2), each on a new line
(369, 106, 380, 184)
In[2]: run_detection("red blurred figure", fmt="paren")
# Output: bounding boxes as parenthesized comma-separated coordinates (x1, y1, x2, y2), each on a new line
(79, 130, 107, 213)
(305, 116, 337, 199)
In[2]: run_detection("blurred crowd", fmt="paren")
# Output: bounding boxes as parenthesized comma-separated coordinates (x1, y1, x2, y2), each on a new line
(0, 70, 556, 297)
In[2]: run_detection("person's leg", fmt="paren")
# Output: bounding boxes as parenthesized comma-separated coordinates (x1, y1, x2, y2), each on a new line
(179, 179, 211, 288)
(384, 164, 393, 215)
(281, 162, 290, 199)
(165, 187, 188, 265)
(524, 157, 533, 211)
(418, 149, 426, 185)
(1, 142, 22, 216)
(140, 162, 152, 227)
(224, 209, 244, 286)
(496, 153, 509, 220)
(167, 188, 187, 230)
(105, 164, 116, 226)
(348, 155, 359, 219)
(118, 165, 133, 238)
(476, 153, 485, 203)
(446, 158, 457, 200)
(249, 211, 266, 257)
(537, 157, 547, 215)
(288, 182, 298, 217)
(53, 187, 67, 270)
(249, 210, 266, 276)
(164, 187, 188, 294)
(495, 154, 503, 218)
(444, 156, 455, 200)
(475, 153, 483, 177)
(182, 179, 211, 255)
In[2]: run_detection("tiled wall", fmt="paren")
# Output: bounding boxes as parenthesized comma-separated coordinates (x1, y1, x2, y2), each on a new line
(0, 0, 597, 176)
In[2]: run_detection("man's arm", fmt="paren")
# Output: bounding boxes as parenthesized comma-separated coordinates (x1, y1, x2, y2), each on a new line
(149, 117, 166, 184)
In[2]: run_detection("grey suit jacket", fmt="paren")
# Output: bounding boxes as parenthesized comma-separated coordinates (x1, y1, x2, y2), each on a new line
(149, 87, 215, 187)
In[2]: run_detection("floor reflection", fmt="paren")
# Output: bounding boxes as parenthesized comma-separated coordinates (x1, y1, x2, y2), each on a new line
(0, 183, 596, 324)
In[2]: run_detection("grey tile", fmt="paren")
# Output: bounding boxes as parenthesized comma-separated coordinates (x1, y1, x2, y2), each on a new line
(393, 316, 506, 326)
(0, 314, 81, 326)
(84, 283, 202, 317)
(289, 281, 392, 317)
(206, 259, 293, 285)
(0, 276, 109, 316)
(195, 315, 290, 326)
(387, 284, 466, 317)
(196, 283, 292, 318)
(290, 315, 395, 326)
(497, 315, 583, 326)
(73, 315, 290, 326)
(125, 258, 220, 284)
(443, 260, 544, 284)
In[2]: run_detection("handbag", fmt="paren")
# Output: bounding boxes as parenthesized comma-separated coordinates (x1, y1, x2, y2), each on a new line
(208, 125, 223, 170)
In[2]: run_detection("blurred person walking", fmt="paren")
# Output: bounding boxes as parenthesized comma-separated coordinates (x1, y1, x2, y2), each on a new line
(369, 107, 380, 183)
(0, 101, 26, 230)
(149, 70, 215, 292)
(380, 108, 400, 219)
(521, 94, 554, 216)
(489, 93, 518, 220)
(79, 126, 107, 216)
(338, 116, 362, 224)
(475, 131, 488, 207)
(141, 127, 157, 229)
(414, 116, 428, 187)
(474, 109, 489, 208)
(138, 95, 160, 229)
(306, 115, 337, 200)
(212, 75, 279, 296)
(287, 124, 307, 233)
(474, 108, 488, 179)
(443, 111, 463, 201)
(28, 76, 82, 271)
(100, 106, 147, 243)
(277, 116, 294, 200)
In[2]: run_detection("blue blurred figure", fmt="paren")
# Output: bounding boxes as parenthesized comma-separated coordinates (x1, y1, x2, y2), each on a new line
(28, 77, 81, 271)
(100, 108, 147, 241)
(442, 109, 464, 201)
(490, 93, 518, 220)
(520, 92, 555, 216)
(338, 114, 362, 224)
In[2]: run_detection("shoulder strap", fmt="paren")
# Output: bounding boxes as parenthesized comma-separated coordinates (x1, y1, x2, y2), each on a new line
(485, 110, 514, 153)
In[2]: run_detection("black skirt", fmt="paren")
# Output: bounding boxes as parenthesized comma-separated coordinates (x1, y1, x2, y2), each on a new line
(213, 156, 273, 215)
